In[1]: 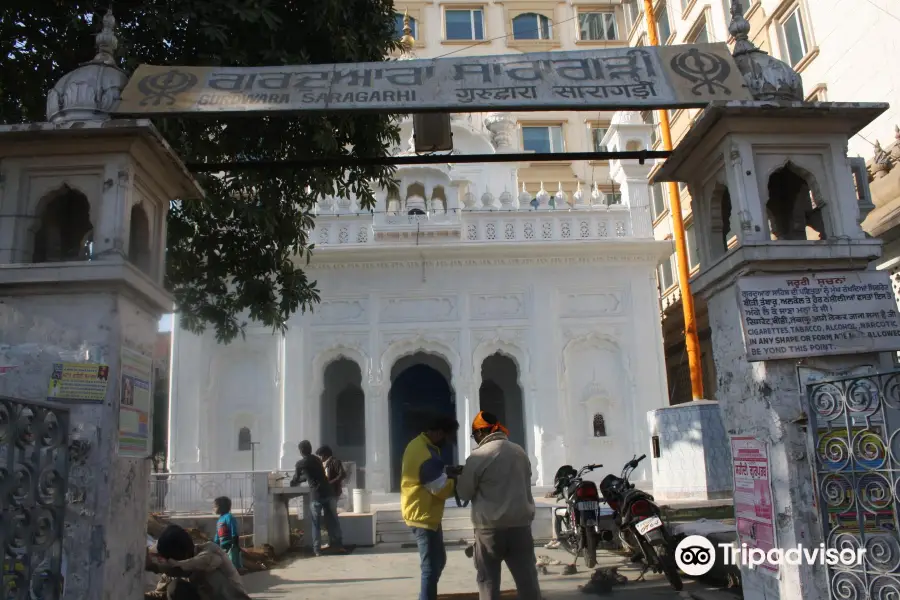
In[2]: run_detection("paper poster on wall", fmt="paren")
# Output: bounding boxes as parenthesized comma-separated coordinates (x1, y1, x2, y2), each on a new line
(47, 362, 110, 402)
(731, 436, 778, 577)
(117, 348, 153, 458)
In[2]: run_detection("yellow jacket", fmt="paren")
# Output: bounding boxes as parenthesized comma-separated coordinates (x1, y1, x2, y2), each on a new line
(400, 433, 455, 530)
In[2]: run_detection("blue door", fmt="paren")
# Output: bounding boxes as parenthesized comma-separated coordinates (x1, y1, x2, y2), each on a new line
(389, 363, 456, 491)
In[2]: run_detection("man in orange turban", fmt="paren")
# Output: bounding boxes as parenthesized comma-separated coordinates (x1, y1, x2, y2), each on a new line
(456, 411, 541, 600)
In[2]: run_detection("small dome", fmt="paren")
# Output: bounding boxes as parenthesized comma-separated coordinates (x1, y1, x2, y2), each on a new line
(518, 182, 531, 204)
(499, 190, 514, 207)
(729, 1, 802, 101)
(590, 183, 603, 204)
(481, 191, 495, 208)
(46, 10, 128, 124)
(536, 182, 551, 206)
(573, 182, 585, 205)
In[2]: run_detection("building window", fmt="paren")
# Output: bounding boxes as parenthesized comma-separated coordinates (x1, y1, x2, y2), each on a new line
(624, 0, 642, 31)
(394, 13, 417, 39)
(686, 222, 699, 268)
(655, 2, 671, 43)
(593, 414, 607, 437)
(445, 8, 484, 41)
(780, 7, 809, 66)
(650, 182, 668, 220)
(689, 20, 709, 43)
(658, 255, 675, 291)
(680, 0, 692, 14)
(607, 191, 623, 206)
(512, 12, 552, 40)
(591, 126, 609, 152)
(522, 125, 564, 153)
(578, 11, 618, 41)
(722, 0, 732, 22)
(641, 110, 659, 146)
(238, 427, 252, 451)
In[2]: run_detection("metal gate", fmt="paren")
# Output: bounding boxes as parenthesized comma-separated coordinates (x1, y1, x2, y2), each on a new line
(1, 397, 70, 600)
(807, 373, 900, 599)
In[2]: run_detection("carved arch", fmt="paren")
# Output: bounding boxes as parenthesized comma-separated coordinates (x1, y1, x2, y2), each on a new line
(311, 345, 370, 400)
(380, 335, 460, 387)
(761, 157, 830, 240)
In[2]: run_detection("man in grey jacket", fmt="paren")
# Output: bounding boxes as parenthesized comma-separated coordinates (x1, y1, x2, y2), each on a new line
(456, 411, 542, 600)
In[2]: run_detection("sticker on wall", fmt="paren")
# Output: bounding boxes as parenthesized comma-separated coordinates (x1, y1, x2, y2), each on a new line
(47, 362, 110, 402)
(117, 348, 153, 458)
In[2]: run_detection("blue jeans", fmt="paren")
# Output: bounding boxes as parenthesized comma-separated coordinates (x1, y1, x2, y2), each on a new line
(310, 496, 342, 552)
(412, 526, 446, 600)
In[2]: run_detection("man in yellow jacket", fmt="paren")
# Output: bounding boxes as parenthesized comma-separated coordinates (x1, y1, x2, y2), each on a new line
(400, 415, 460, 600)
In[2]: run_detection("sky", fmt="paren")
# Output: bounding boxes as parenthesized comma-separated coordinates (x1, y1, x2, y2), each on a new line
(159, 314, 173, 332)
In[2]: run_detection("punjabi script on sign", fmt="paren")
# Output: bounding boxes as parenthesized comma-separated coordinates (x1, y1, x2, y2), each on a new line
(739, 275, 900, 358)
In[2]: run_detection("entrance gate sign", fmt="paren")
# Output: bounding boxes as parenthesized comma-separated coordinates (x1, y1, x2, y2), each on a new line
(116, 43, 751, 116)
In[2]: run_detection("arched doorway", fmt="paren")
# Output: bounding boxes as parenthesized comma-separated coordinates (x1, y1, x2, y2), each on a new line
(479, 353, 526, 449)
(389, 352, 456, 491)
(320, 357, 366, 487)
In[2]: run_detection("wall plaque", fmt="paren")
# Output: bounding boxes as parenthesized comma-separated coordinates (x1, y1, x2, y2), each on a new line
(115, 43, 751, 116)
(736, 271, 900, 361)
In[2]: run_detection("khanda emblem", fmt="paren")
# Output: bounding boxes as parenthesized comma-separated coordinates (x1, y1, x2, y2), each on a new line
(136, 69, 199, 106)
(669, 48, 732, 96)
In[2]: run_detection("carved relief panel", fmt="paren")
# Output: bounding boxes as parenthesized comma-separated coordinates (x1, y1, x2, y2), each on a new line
(379, 295, 459, 323)
(469, 292, 528, 321)
(558, 291, 625, 318)
(313, 297, 369, 326)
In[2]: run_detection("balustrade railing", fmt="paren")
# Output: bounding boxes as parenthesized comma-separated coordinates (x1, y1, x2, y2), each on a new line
(313, 207, 634, 246)
(151, 462, 360, 515)
(149, 471, 255, 515)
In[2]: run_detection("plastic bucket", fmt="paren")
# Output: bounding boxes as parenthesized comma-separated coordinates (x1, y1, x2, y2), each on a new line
(352, 488, 372, 514)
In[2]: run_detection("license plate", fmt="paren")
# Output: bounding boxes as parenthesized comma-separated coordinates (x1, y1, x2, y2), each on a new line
(635, 516, 662, 535)
(577, 501, 599, 511)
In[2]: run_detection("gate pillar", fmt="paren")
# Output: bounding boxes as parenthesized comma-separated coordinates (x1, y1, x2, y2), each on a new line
(0, 11, 203, 599)
(656, 94, 896, 598)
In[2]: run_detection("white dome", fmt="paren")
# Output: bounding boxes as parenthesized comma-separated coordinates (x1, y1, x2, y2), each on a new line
(46, 10, 128, 124)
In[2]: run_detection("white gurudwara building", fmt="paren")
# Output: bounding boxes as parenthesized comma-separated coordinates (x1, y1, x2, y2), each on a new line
(168, 110, 673, 492)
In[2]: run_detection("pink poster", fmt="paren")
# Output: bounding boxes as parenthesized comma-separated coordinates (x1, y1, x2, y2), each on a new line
(731, 436, 778, 576)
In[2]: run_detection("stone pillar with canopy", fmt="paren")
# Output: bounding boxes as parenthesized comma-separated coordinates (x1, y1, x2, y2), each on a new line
(0, 11, 203, 599)
(652, 3, 900, 599)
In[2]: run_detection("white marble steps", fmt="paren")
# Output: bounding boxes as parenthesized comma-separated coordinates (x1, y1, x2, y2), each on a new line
(376, 507, 475, 544)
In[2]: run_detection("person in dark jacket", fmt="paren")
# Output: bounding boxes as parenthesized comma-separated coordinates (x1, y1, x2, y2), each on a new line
(290, 440, 345, 556)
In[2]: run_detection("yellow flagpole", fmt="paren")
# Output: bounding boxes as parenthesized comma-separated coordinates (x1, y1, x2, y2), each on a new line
(641, 0, 705, 400)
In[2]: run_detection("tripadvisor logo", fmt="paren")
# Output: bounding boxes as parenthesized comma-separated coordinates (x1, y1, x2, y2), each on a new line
(675, 535, 866, 576)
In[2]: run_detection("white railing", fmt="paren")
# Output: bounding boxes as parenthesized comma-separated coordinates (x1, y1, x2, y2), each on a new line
(149, 471, 256, 516)
(313, 206, 634, 247)
(150, 462, 360, 515)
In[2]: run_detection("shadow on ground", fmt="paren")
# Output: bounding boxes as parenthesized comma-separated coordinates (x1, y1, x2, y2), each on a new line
(242, 546, 740, 600)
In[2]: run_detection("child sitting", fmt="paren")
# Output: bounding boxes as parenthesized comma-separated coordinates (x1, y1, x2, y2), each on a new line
(153, 524, 251, 600)
(213, 496, 243, 571)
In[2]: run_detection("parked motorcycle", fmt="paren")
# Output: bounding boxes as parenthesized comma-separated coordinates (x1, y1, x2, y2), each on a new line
(599, 454, 683, 591)
(551, 463, 615, 568)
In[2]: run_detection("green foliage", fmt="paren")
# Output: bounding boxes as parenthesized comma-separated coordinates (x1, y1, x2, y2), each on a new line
(0, 0, 402, 342)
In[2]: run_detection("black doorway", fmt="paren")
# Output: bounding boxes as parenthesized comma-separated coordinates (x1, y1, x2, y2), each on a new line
(389, 353, 456, 492)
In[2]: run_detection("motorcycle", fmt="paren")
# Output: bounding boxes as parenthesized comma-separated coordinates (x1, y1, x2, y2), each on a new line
(551, 463, 615, 568)
(599, 454, 683, 591)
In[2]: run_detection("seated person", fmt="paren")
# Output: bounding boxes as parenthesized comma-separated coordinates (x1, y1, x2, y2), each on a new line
(151, 524, 252, 600)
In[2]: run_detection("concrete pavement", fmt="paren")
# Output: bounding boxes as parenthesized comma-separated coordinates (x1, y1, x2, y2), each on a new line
(242, 545, 741, 600)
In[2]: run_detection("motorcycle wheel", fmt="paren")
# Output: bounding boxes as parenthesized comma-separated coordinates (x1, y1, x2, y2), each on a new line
(554, 515, 579, 556)
(652, 541, 683, 591)
(583, 530, 598, 568)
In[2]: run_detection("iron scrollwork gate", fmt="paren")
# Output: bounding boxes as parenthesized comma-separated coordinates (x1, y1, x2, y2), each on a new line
(807, 373, 900, 599)
(1, 397, 70, 600)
